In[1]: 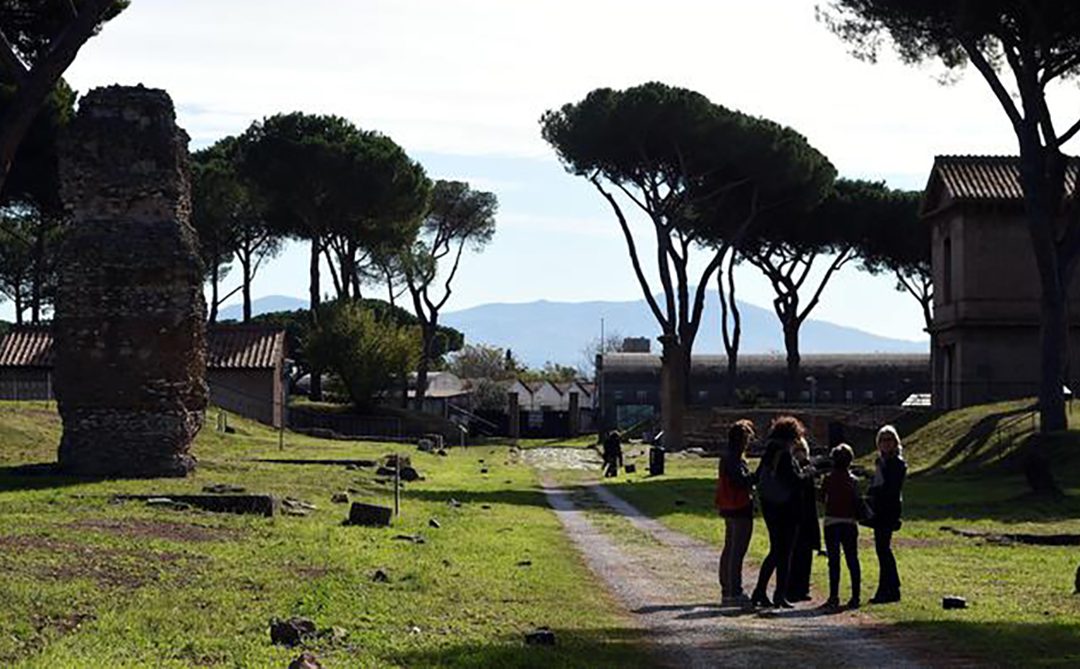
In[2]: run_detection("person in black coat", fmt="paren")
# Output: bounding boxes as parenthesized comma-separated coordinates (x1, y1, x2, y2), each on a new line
(868, 424, 907, 604)
(786, 440, 821, 603)
(602, 430, 623, 478)
(750, 416, 809, 609)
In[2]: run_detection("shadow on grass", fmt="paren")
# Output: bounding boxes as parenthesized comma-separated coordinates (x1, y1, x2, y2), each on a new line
(926, 405, 1037, 471)
(407, 486, 557, 509)
(390, 626, 654, 669)
(896, 619, 1080, 668)
(0, 462, 107, 492)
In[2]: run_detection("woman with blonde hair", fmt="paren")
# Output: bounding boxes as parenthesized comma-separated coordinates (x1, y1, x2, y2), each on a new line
(868, 425, 907, 604)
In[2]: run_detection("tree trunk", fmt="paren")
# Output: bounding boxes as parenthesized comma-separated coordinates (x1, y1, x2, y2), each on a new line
(783, 321, 801, 403)
(1038, 290, 1068, 432)
(308, 237, 323, 401)
(241, 254, 252, 322)
(415, 324, 435, 411)
(719, 254, 741, 405)
(13, 285, 23, 325)
(208, 259, 220, 323)
(659, 334, 688, 451)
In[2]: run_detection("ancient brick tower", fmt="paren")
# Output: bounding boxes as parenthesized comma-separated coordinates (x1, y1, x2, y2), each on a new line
(55, 85, 208, 478)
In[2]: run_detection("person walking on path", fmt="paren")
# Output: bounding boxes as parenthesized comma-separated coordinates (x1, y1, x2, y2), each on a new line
(602, 430, 624, 478)
(868, 425, 907, 604)
(787, 439, 821, 603)
(716, 419, 757, 607)
(822, 443, 862, 610)
(751, 416, 809, 609)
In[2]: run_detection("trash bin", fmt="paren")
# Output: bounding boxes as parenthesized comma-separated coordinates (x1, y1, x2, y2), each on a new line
(649, 446, 665, 476)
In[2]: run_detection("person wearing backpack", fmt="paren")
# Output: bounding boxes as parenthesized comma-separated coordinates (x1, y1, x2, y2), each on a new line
(716, 419, 757, 607)
(822, 443, 861, 610)
(750, 416, 809, 609)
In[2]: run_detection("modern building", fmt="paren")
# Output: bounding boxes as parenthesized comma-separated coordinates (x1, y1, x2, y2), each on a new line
(922, 155, 1080, 408)
(595, 352, 930, 429)
(0, 324, 288, 427)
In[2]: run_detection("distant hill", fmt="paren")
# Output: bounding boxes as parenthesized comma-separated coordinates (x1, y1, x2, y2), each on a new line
(218, 296, 307, 321)
(235, 293, 927, 368)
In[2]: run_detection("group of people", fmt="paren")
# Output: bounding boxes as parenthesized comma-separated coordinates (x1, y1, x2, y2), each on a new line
(716, 416, 907, 610)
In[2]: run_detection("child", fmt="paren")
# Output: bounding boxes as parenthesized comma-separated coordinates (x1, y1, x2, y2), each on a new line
(716, 419, 756, 607)
(787, 439, 820, 603)
(822, 443, 861, 609)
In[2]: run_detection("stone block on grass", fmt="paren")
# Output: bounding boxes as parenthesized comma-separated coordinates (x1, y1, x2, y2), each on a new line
(347, 502, 392, 527)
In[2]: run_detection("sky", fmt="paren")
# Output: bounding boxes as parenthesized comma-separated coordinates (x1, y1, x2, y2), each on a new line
(28, 0, 1080, 342)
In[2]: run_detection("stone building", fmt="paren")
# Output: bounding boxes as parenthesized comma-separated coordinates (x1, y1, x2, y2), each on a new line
(0, 325, 287, 428)
(595, 352, 930, 430)
(922, 156, 1080, 409)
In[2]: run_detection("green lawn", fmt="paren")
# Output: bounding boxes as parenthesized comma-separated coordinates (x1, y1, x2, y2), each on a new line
(0, 403, 647, 668)
(597, 405, 1080, 667)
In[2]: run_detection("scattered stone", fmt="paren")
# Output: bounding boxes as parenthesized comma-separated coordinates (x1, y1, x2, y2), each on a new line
(1074, 564, 1080, 594)
(478, 459, 485, 464)
(270, 617, 317, 647)
(384, 454, 411, 468)
(428, 518, 441, 529)
(348, 488, 361, 494)
(319, 626, 348, 643)
(375, 466, 396, 477)
(283, 508, 309, 517)
(203, 483, 245, 494)
(146, 497, 178, 507)
(283, 498, 317, 511)
(255, 458, 376, 468)
(525, 627, 556, 646)
(287, 651, 322, 669)
(331, 493, 349, 504)
(374, 478, 388, 485)
(118, 494, 276, 517)
(437, 449, 448, 457)
(517, 560, 532, 567)
(942, 596, 968, 610)
(346, 502, 392, 527)
(409, 625, 422, 635)
(54, 86, 207, 479)
(480, 468, 489, 474)
(418, 439, 435, 453)
(372, 569, 390, 583)
(625, 464, 637, 474)
(393, 534, 425, 544)
(399, 466, 421, 482)
(674, 499, 687, 507)
(941, 525, 1080, 546)
(481, 504, 492, 510)
(448, 498, 462, 508)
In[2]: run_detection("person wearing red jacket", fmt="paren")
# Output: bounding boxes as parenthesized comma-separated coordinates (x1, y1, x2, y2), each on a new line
(822, 443, 861, 610)
(716, 419, 756, 607)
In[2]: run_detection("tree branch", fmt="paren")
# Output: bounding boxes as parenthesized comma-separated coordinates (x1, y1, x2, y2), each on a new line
(591, 176, 668, 329)
(962, 37, 1024, 129)
(0, 30, 28, 83)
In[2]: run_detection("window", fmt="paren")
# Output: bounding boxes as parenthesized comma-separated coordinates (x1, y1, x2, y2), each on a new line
(636, 390, 648, 404)
(821, 390, 832, 402)
(845, 390, 854, 402)
(697, 390, 709, 402)
(800, 390, 811, 401)
(614, 390, 624, 402)
(777, 390, 786, 401)
(864, 390, 875, 401)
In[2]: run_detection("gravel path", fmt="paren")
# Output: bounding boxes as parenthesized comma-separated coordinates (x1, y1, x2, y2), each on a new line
(542, 477, 941, 668)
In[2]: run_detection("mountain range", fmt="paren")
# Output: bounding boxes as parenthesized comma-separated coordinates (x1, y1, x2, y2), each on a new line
(221, 293, 927, 368)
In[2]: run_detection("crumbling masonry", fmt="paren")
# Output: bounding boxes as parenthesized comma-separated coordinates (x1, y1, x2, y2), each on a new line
(55, 85, 208, 477)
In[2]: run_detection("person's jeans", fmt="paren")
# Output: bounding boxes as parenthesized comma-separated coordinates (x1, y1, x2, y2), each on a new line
(754, 514, 796, 602)
(873, 526, 900, 597)
(720, 516, 753, 599)
(825, 523, 861, 602)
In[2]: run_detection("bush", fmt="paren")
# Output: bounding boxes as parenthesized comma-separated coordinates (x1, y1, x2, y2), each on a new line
(305, 301, 420, 410)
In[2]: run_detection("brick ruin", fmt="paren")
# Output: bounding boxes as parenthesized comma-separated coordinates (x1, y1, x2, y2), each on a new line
(54, 85, 208, 478)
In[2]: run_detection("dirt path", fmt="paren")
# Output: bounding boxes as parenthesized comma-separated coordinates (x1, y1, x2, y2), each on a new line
(541, 476, 939, 668)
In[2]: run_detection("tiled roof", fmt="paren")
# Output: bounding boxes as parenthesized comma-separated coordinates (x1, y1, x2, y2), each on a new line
(925, 155, 1080, 212)
(0, 325, 285, 370)
(0, 326, 53, 367)
(206, 325, 285, 369)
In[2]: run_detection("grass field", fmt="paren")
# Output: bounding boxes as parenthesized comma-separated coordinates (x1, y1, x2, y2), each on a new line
(598, 401, 1080, 667)
(0, 403, 647, 668)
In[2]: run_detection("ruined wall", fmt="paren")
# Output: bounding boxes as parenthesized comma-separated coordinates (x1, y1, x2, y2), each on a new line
(54, 85, 208, 478)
